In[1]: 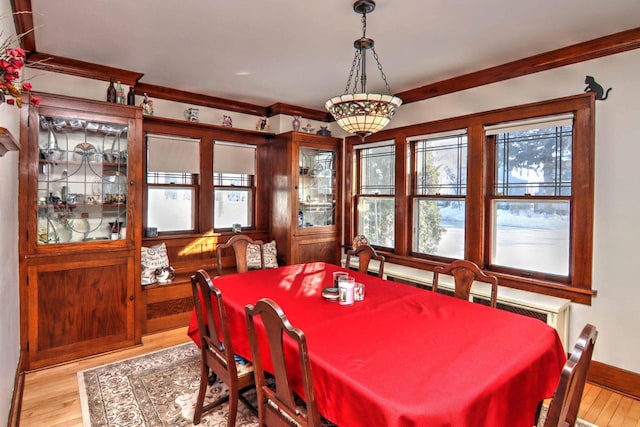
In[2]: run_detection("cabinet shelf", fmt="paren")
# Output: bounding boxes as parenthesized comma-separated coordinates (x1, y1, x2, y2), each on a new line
(39, 158, 127, 168)
(37, 202, 127, 210)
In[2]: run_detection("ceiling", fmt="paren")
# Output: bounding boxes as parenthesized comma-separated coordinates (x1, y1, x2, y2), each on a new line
(28, 0, 640, 111)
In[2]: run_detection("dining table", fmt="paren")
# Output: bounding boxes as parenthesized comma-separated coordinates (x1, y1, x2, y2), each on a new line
(187, 262, 566, 427)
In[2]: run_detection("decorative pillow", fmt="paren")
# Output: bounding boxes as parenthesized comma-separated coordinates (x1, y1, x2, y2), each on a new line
(263, 240, 278, 268)
(246, 240, 278, 269)
(246, 243, 263, 270)
(141, 242, 169, 285)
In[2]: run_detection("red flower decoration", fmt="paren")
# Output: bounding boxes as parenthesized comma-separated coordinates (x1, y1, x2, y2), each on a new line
(3, 71, 19, 82)
(7, 47, 26, 58)
(1, 23, 35, 108)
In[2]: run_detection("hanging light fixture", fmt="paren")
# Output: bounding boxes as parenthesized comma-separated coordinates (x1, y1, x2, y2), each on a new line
(325, 0, 402, 140)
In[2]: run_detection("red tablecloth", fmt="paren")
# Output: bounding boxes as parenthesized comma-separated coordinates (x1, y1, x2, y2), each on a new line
(187, 262, 566, 427)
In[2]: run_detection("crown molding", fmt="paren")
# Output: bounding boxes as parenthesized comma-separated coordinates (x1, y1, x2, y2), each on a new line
(134, 82, 269, 117)
(397, 27, 640, 104)
(267, 102, 332, 122)
(26, 52, 144, 86)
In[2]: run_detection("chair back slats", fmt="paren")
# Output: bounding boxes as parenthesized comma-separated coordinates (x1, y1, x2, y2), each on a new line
(345, 244, 385, 278)
(216, 234, 264, 276)
(543, 324, 598, 427)
(432, 259, 498, 307)
(246, 298, 322, 427)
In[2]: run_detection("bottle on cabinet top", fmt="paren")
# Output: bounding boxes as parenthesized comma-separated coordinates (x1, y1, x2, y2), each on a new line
(127, 86, 135, 106)
(115, 81, 125, 104)
(107, 79, 116, 103)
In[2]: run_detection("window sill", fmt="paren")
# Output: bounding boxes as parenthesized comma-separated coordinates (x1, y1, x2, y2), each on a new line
(364, 253, 594, 305)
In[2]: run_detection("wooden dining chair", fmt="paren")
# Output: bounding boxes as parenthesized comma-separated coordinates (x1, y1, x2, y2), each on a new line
(541, 323, 598, 427)
(432, 259, 499, 307)
(345, 244, 385, 278)
(245, 298, 322, 427)
(190, 269, 256, 425)
(216, 234, 264, 276)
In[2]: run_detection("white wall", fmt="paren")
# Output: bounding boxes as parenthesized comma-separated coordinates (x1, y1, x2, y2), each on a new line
(388, 49, 640, 374)
(0, 2, 23, 424)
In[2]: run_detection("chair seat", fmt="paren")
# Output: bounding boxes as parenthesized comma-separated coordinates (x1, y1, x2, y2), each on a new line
(209, 345, 254, 377)
(234, 355, 254, 377)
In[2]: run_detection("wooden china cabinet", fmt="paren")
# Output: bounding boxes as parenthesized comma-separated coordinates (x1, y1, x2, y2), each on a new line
(18, 92, 143, 369)
(270, 131, 342, 265)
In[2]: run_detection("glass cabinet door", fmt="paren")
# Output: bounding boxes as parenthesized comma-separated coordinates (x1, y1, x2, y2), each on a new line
(36, 114, 128, 244)
(298, 146, 336, 228)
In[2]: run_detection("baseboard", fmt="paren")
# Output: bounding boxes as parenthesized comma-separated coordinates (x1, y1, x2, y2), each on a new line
(589, 360, 640, 400)
(7, 350, 26, 427)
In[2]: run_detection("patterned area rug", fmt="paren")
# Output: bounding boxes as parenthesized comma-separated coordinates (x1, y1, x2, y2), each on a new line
(78, 343, 258, 426)
(78, 342, 597, 427)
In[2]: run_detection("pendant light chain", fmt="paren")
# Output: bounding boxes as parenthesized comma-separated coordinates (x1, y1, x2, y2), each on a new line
(372, 47, 392, 94)
(344, 50, 364, 95)
(325, 0, 403, 139)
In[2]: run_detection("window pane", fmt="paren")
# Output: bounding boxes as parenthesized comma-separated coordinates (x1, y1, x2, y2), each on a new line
(214, 189, 252, 228)
(357, 197, 395, 248)
(213, 173, 250, 186)
(413, 199, 465, 259)
(494, 126, 572, 196)
(147, 172, 195, 185)
(360, 145, 395, 195)
(415, 134, 467, 195)
(491, 200, 569, 276)
(148, 187, 195, 232)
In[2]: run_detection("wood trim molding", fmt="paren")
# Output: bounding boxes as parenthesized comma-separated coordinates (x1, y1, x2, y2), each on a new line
(267, 102, 332, 122)
(8, 350, 26, 427)
(26, 52, 144, 86)
(135, 82, 268, 117)
(589, 360, 640, 400)
(9, 0, 35, 53)
(0, 127, 20, 157)
(397, 27, 640, 104)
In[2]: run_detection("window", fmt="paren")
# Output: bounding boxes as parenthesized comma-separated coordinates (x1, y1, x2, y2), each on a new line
(355, 142, 395, 248)
(344, 94, 594, 302)
(213, 142, 256, 230)
(486, 114, 573, 279)
(410, 130, 467, 259)
(146, 135, 200, 233)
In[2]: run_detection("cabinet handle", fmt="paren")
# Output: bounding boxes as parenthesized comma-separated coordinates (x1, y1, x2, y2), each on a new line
(129, 295, 135, 301)
(130, 180, 134, 186)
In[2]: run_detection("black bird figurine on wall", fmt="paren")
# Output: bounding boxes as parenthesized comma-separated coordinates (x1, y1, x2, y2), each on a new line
(584, 75, 612, 100)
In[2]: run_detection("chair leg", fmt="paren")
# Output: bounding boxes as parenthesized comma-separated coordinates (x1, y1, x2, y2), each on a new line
(228, 385, 239, 427)
(193, 364, 209, 425)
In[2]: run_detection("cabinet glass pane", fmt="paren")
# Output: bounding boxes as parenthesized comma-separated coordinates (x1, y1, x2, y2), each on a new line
(298, 147, 336, 228)
(36, 115, 128, 244)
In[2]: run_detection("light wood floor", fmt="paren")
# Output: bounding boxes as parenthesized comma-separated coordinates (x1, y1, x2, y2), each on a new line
(18, 328, 640, 426)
